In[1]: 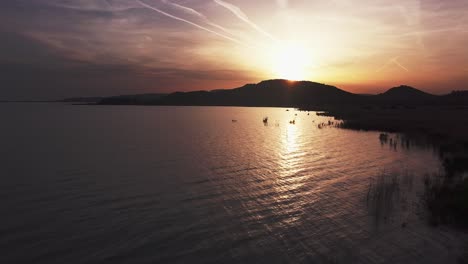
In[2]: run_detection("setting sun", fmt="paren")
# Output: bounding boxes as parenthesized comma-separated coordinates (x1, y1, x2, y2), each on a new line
(270, 42, 311, 81)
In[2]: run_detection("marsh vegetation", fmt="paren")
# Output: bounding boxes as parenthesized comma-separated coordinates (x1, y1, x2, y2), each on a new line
(322, 105, 468, 230)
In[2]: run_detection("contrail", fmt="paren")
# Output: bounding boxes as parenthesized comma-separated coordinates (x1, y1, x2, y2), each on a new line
(213, 0, 277, 41)
(399, 27, 464, 37)
(166, 1, 205, 17)
(376, 57, 408, 72)
(392, 58, 409, 72)
(137, 0, 248, 47)
(48, 0, 136, 12)
(163, 0, 234, 36)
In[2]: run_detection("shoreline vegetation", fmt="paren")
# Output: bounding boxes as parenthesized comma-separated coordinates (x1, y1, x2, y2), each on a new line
(359, 123, 468, 229)
(43, 79, 468, 229)
(314, 105, 468, 229)
(321, 106, 468, 229)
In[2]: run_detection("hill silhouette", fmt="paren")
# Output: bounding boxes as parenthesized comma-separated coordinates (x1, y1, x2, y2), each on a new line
(380, 85, 433, 98)
(159, 79, 358, 107)
(61, 97, 103, 103)
(96, 79, 468, 107)
(98, 93, 167, 105)
(374, 85, 436, 104)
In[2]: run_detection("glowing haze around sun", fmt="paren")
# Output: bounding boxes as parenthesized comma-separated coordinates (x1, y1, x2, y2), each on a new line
(270, 42, 312, 81)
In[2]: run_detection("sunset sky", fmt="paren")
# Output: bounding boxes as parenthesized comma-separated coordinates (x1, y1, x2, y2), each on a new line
(1, 0, 467, 99)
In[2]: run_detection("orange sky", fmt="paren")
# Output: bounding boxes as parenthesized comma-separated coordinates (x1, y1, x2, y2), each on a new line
(1, 0, 467, 99)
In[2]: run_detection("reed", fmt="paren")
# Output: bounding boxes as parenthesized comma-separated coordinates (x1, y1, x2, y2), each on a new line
(366, 171, 401, 223)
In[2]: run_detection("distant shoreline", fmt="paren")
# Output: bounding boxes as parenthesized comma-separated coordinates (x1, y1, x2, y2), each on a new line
(0, 100, 59, 103)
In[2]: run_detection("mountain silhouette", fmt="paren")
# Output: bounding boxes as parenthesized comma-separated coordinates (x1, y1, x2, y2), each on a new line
(377, 85, 434, 101)
(441, 90, 468, 105)
(162, 79, 359, 107)
(100, 79, 359, 107)
(98, 93, 167, 105)
(96, 80, 468, 107)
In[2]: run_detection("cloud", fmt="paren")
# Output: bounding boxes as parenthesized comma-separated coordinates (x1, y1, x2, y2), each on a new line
(397, 26, 465, 37)
(213, 0, 276, 41)
(43, 0, 138, 12)
(1, 0, 467, 98)
(145, 67, 256, 81)
(162, 0, 234, 36)
(137, 0, 247, 46)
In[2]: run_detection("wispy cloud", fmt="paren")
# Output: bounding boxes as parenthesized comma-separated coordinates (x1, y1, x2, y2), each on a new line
(398, 26, 465, 37)
(45, 0, 137, 12)
(137, 0, 247, 47)
(1, 0, 467, 97)
(213, 0, 277, 41)
(162, 0, 234, 36)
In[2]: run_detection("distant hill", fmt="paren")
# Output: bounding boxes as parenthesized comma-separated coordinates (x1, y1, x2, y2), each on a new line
(440, 90, 468, 106)
(376, 85, 435, 103)
(61, 97, 103, 103)
(94, 80, 468, 107)
(381, 85, 432, 97)
(99, 93, 167, 105)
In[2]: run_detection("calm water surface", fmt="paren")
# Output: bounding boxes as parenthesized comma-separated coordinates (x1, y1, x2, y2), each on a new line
(0, 104, 465, 263)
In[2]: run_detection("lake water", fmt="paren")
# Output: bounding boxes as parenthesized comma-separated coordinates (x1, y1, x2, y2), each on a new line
(0, 104, 465, 263)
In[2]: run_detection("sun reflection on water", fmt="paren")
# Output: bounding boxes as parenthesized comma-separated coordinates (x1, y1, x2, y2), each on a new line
(285, 123, 299, 153)
(272, 121, 309, 225)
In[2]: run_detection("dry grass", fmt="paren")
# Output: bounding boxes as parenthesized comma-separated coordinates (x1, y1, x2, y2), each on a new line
(366, 172, 401, 224)
(365, 170, 416, 227)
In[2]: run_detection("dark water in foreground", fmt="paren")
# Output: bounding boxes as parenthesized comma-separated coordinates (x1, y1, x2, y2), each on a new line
(0, 104, 465, 263)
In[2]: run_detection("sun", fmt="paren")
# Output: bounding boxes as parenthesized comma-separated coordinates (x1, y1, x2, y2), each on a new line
(270, 42, 311, 81)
